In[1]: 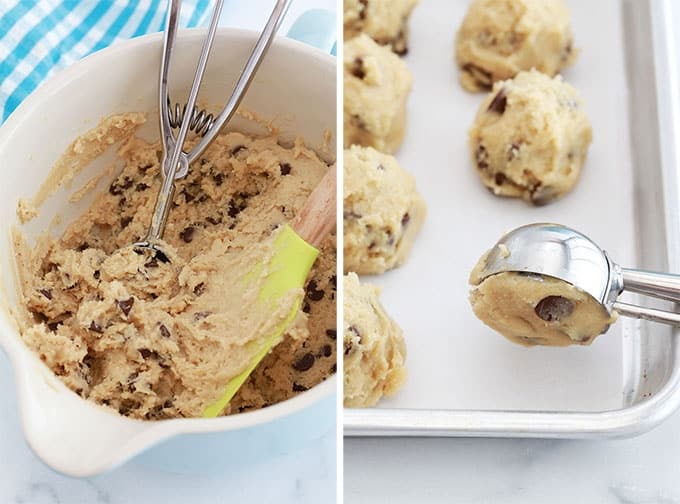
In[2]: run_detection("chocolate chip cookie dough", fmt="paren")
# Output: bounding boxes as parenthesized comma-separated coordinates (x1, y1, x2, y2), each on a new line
(344, 145, 425, 275)
(469, 70, 592, 205)
(14, 115, 336, 419)
(344, 0, 419, 55)
(469, 250, 615, 347)
(344, 34, 413, 153)
(344, 273, 406, 407)
(456, 0, 577, 92)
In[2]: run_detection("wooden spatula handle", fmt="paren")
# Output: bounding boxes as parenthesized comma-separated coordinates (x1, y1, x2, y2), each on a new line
(291, 165, 337, 247)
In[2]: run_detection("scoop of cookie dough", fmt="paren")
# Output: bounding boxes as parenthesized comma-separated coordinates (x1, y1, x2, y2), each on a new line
(344, 145, 426, 274)
(344, 0, 419, 55)
(456, 0, 576, 92)
(344, 34, 413, 153)
(469, 252, 615, 346)
(344, 273, 406, 407)
(469, 70, 592, 205)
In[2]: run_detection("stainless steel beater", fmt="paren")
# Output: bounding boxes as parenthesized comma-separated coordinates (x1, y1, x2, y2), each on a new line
(134, 0, 292, 256)
(477, 223, 680, 327)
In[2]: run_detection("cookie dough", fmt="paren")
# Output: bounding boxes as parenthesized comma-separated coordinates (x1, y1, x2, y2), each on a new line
(469, 252, 614, 346)
(343, 273, 406, 407)
(344, 34, 413, 153)
(344, 0, 418, 55)
(344, 145, 426, 274)
(456, 0, 577, 92)
(469, 70, 592, 205)
(14, 117, 336, 419)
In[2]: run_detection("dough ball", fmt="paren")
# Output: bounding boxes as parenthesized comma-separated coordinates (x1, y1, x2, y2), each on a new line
(469, 70, 592, 205)
(344, 273, 406, 407)
(469, 250, 614, 346)
(456, 0, 576, 92)
(344, 34, 413, 153)
(344, 145, 426, 274)
(344, 0, 419, 55)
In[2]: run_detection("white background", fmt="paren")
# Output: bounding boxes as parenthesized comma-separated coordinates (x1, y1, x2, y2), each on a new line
(0, 1, 337, 503)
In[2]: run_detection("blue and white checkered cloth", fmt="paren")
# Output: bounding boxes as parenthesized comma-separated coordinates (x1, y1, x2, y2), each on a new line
(0, 0, 211, 122)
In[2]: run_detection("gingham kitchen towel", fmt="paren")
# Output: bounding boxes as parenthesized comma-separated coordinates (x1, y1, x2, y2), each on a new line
(0, 0, 211, 122)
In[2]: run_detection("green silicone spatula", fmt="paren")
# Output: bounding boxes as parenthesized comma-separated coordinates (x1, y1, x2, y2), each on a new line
(202, 166, 337, 417)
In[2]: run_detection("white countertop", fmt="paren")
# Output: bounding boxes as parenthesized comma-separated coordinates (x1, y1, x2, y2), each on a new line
(345, 416, 680, 503)
(0, 0, 337, 502)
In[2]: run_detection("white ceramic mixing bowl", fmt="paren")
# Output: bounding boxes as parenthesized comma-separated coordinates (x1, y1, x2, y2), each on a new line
(0, 25, 336, 477)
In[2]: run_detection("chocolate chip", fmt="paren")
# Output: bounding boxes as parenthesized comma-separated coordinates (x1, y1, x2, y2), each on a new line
(155, 250, 170, 264)
(231, 145, 246, 156)
(350, 57, 366, 79)
(38, 289, 52, 300)
(280, 163, 292, 176)
(145, 258, 158, 268)
(462, 63, 493, 90)
(127, 371, 139, 385)
(194, 311, 211, 320)
(193, 283, 205, 296)
(535, 296, 574, 322)
(159, 324, 171, 338)
(139, 348, 159, 359)
(329, 275, 337, 289)
(302, 301, 311, 314)
(487, 88, 507, 114)
(326, 328, 337, 340)
(393, 28, 409, 56)
(293, 352, 315, 371)
(306, 280, 325, 301)
(89, 321, 104, 333)
(213, 173, 224, 186)
(118, 197, 127, 207)
(351, 114, 367, 130)
(118, 297, 134, 317)
(530, 185, 558, 206)
(76, 243, 89, 252)
(93, 270, 101, 280)
(330, 363, 337, 373)
(322, 344, 333, 357)
(348, 325, 362, 341)
(47, 322, 61, 332)
(139, 163, 153, 173)
(179, 226, 195, 243)
(163, 399, 174, 408)
(494, 172, 507, 185)
(401, 213, 410, 227)
(120, 216, 132, 229)
(344, 340, 353, 356)
(292, 383, 309, 392)
(182, 190, 195, 203)
(206, 215, 222, 225)
(135, 183, 149, 192)
(109, 176, 132, 195)
(227, 199, 241, 218)
(476, 144, 489, 170)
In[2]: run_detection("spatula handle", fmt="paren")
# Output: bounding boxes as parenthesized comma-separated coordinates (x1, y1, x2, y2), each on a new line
(291, 165, 337, 247)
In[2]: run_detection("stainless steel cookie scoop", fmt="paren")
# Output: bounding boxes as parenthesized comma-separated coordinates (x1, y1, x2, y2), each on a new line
(477, 223, 680, 326)
(134, 0, 291, 257)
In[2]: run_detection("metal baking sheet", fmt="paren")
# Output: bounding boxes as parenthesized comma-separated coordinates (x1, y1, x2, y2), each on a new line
(344, 0, 680, 438)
